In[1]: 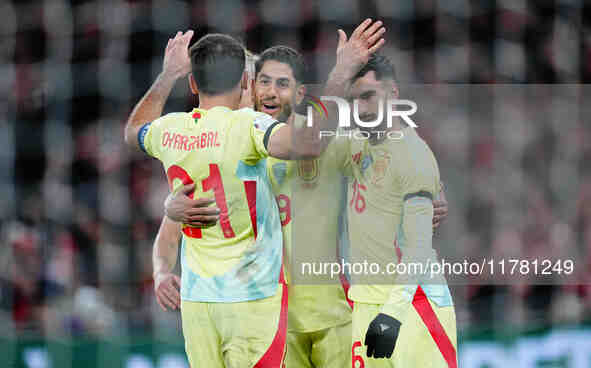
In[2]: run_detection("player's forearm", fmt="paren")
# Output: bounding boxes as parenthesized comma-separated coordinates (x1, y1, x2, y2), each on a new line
(398, 198, 434, 282)
(325, 66, 351, 101)
(124, 72, 178, 149)
(268, 66, 352, 159)
(268, 123, 325, 160)
(381, 205, 428, 317)
(281, 71, 350, 158)
(153, 217, 182, 276)
(313, 68, 351, 136)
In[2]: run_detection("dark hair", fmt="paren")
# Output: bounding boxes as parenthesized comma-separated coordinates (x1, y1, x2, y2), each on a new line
(189, 33, 245, 95)
(255, 45, 306, 83)
(352, 53, 396, 82)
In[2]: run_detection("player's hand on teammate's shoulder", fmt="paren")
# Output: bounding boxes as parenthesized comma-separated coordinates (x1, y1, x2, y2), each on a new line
(433, 181, 449, 229)
(154, 271, 181, 311)
(161, 30, 194, 81)
(333, 19, 386, 80)
(164, 184, 220, 226)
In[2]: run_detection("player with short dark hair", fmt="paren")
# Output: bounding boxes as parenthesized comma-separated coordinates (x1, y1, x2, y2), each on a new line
(252, 44, 354, 368)
(341, 52, 458, 367)
(252, 46, 307, 119)
(123, 30, 327, 367)
(189, 33, 246, 95)
(353, 53, 396, 81)
(255, 45, 307, 86)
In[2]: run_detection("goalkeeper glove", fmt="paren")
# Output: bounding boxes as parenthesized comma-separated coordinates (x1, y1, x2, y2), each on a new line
(364, 313, 402, 359)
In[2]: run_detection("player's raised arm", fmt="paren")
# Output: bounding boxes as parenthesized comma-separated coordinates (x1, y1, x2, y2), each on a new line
(326, 19, 386, 100)
(319, 19, 386, 134)
(265, 113, 325, 159)
(124, 30, 194, 151)
(153, 216, 183, 311)
(266, 19, 386, 159)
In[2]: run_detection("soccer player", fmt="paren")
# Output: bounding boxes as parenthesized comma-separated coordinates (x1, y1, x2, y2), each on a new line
(124, 25, 385, 367)
(339, 53, 457, 367)
(252, 45, 354, 368)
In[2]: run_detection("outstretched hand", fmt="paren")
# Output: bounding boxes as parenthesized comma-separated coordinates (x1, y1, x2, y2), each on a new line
(162, 30, 194, 80)
(334, 19, 386, 80)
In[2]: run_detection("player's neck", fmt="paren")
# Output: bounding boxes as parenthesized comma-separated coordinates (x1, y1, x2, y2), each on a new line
(198, 91, 242, 111)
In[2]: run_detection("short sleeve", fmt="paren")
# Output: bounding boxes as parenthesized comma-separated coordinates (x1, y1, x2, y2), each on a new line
(139, 119, 161, 159)
(243, 108, 284, 158)
(392, 147, 440, 200)
(137, 122, 152, 155)
(138, 113, 187, 160)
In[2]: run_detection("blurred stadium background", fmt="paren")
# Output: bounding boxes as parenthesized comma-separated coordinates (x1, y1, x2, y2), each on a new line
(1, 0, 591, 367)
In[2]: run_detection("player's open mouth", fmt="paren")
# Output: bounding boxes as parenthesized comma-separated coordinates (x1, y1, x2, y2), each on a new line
(262, 104, 279, 115)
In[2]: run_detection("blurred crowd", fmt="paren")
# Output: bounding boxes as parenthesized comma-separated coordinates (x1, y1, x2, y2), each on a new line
(1, 0, 591, 339)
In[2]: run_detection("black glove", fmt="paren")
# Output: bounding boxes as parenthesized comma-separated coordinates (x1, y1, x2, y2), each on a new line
(364, 313, 402, 359)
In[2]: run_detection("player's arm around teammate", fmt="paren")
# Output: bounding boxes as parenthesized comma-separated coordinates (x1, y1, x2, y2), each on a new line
(433, 181, 448, 228)
(164, 184, 220, 227)
(153, 192, 220, 311)
(152, 216, 182, 311)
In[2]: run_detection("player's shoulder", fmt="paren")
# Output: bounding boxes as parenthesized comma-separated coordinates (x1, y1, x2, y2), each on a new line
(235, 107, 278, 130)
(393, 128, 434, 158)
(152, 111, 192, 128)
(390, 129, 439, 180)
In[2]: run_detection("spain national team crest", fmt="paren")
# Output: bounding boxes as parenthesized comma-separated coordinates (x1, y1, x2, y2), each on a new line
(272, 162, 288, 186)
(371, 151, 391, 188)
(361, 154, 373, 173)
(297, 159, 319, 188)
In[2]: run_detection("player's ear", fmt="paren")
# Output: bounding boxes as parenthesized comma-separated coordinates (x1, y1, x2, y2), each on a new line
(189, 74, 199, 95)
(295, 83, 306, 105)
